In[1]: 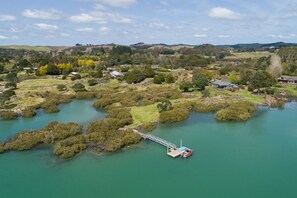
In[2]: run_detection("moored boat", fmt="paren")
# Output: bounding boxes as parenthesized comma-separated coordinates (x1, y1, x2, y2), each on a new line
(178, 146, 193, 158)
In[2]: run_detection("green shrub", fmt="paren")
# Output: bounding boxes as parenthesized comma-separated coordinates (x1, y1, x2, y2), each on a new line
(215, 101, 256, 122)
(159, 102, 192, 123)
(22, 108, 36, 118)
(72, 83, 85, 92)
(125, 69, 145, 84)
(53, 135, 87, 158)
(157, 100, 173, 112)
(153, 73, 165, 84)
(179, 82, 193, 92)
(75, 92, 95, 100)
(88, 79, 97, 86)
(193, 102, 226, 113)
(57, 84, 67, 92)
(142, 122, 157, 132)
(0, 111, 18, 120)
(2, 89, 15, 98)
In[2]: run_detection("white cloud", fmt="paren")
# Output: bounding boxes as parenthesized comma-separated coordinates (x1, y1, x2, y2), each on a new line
(99, 27, 111, 34)
(193, 34, 208, 38)
(60, 33, 70, 37)
(76, 27, 95, 32)
(34, 23, 58, 30)
(218, 35, 230, 38)
(268, 34, 297, 39)
(69, 13, 100, 23)
(0, 15, 16, 21)
(200, 27, 209, 31)
(0, 35, 9, 40)
(208, 7, 242, 20)
(101, 0, 137, 8)
(22, 9, 61, 20)
(150, 23, 170, 29)
(94, 4, 107, 10)
(0, 35, 19, 40)
(69, 11, 132, 24)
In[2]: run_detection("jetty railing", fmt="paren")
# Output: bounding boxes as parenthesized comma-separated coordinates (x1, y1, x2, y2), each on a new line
(133, 129, 177, 149)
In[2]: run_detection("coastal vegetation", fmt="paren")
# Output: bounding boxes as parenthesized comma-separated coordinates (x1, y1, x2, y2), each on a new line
(1, 43, 297, 159)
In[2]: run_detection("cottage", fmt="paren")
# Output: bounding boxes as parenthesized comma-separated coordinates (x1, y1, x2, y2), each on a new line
(278, 75, 297, 84)
(212, 80, 236, 89)
(110, 71, 123, 78)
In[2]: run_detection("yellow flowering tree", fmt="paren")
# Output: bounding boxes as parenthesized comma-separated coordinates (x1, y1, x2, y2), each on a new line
(57, 63, 73, 74)
(78, 59, 95, 67)
(38, 65, 48, 76)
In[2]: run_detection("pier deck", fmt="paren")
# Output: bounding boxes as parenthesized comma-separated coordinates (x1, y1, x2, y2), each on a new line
(133, 129, 189, 158)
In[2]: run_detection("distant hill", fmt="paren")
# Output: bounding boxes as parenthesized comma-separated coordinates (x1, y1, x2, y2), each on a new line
(0, 45, 53, 52)
(1, 42, 297, 53)
(217, 42, 297, 50)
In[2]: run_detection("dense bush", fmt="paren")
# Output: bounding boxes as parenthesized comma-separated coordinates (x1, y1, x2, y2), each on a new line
(57, 84, 67, 92)
(125, 69, 145, 84)
(142, 122, 157, 132)
(93, 86, 182, 108)
(75, 92, 96, 100)
(193, 102, 227, 113)
(53, 135, 87, 159)
(159, 102, 192, 123)
(0, 122, 83, 153)
(157, 100, 173, 112)
(22, 108, 36, 118)
(0, 111, 18, 120)
(153, 73, 165, 84)
(192, 70, 209, 90)
(88, 79, 97, 86)
(41, 94, 72, 113)
(179, 82, 193, 92)
(215, 101, 257, 121)
(72, 83, 86, 92)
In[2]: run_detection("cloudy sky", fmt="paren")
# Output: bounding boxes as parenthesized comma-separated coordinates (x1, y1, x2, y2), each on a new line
(0, 0, 297, 46)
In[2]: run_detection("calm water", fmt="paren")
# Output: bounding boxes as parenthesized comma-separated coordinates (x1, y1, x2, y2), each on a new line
(1, 101, 297, 198)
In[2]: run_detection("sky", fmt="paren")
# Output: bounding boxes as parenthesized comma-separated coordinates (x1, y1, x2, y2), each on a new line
(0, 0, 297, 46)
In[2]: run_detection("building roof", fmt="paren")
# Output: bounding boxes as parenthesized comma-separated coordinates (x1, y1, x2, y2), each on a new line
(110, 71, 123, 77)
(278, 75, 297, 81)
(212, 80, 233, 86)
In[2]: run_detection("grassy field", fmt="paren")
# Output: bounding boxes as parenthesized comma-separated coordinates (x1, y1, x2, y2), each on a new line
(208, 87, 264, 104)
(11, 78, 75, 108)
(129, 104, 159, 127)
(274, 85, 297, 97)
(0, 45, 52, 52)
(225, 52, 272, 60)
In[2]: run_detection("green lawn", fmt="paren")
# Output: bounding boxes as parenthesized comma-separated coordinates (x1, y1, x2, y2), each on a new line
(129, 104, 160, 127)
(274, 85, 297, 97)
(207, 86, 264, 104)
(225, 52, 272, 60)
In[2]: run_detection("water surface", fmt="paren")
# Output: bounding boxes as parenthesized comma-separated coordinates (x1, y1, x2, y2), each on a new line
(1, 102, 297, 198)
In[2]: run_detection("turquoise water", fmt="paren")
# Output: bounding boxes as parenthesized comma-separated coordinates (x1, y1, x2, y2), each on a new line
(0, 99, 105, 140)
(1, 102, 297, 198)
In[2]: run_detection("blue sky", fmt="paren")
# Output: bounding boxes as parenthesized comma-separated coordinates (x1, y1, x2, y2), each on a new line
(0, 0, 297, 46)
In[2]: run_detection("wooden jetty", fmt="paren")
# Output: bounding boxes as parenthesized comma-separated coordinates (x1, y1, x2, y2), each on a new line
(133, 129, 190, 158)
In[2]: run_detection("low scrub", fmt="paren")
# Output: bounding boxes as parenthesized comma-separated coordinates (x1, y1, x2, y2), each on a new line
(22, 107, 36, 118)
(215, 101, 257, 122)
(0, 111, 18, 120)
(159, 102, 192, 124)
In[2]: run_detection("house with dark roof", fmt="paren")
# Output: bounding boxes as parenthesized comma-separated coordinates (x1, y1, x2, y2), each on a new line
(212, 80, 237, 89)
(278, 75, 297, 84)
